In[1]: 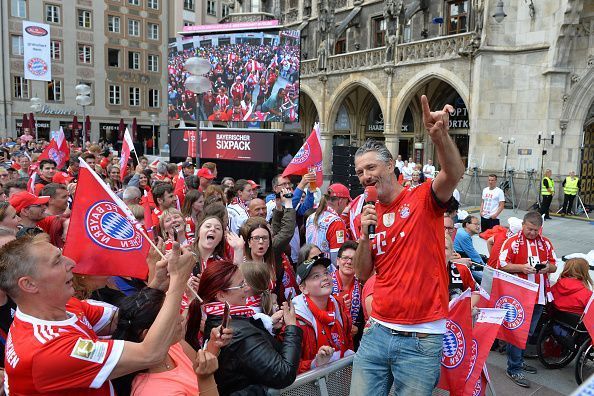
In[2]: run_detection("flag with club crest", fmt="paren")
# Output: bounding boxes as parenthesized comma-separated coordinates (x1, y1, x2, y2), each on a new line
(582, 294, 594, 344)
(37, 127, 70, 169)
(437, 289, 473, 396)
(120, 128, 135, 181)
(63, 158, 149, 279)
(282, 123, 323, 187)
(479, 268, 538, 349)
(464, 308, 507, 394)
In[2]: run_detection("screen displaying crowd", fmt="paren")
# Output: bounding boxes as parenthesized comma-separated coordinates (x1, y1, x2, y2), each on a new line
(168, 30, 301, 124)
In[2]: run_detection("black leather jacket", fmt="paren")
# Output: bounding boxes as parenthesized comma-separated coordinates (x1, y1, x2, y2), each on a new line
(205, 314, 303, 396)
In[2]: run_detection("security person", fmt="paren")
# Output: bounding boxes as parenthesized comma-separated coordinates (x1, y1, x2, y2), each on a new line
(540, 169, 554, 220)
(561, 171, 580, 216)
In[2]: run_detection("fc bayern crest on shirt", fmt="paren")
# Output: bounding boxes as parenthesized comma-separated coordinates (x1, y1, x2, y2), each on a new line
(442, 320, 466, 369)
(495, 296, 525, 330)
(399, 204, 410, 219)
(85, 200, 143, 251)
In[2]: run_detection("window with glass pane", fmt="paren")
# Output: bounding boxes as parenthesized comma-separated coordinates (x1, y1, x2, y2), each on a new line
(109, 85, 121, 105)
(128, 51, 140, 70)
(47, 80, 62, 101)
(11, 36, 24, 56)
(148, 54, 159, 72)
(129, 87, 140, 106)
(148, 89, 159, 107)
(108, 15, 120, 33)
(108, 48, 120, 67)
(447, 0, 468, 34)
(78, 45, 93, 64)
(50, 41, 61, 60)
(207, 1, 216, 16)
(222, 4, 230, 17)
(13, 76, 30, 99)
(128, 0, 140, 5)
(184, 21, 194, 27)
(148, 23, 159, 40)
(128, 19, 140, 36)
(11, 0, 26, 18)
(251, 0, 260, 12)
(372, 17, 386, 48)
(148, 0, 158, 9)
(183, 0, 194, 11)
(78, 9, 92, 28)
(45, 4, 60, 24)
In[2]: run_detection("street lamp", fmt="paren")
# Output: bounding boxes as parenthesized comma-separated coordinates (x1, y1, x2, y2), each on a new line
(75, 83, 92, 147)
(150, 114, 157, 155)
(184, 57, 212, 165)
(537, 131, 555, 205)
(30, 97, 42, 141)
(498, 136, 515, 179)
(493, 0, 507, 23)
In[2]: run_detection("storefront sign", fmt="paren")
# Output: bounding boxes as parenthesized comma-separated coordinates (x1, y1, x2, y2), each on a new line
(16, 120, 50, 129)
(448, 96, 469, 129)
(39, 105, 77, 116)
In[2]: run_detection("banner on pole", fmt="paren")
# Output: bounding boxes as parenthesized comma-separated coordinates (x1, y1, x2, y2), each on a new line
(23, 21, 52, 81)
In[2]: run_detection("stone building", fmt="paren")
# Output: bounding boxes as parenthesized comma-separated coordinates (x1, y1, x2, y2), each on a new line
(229, 0, 593, 208)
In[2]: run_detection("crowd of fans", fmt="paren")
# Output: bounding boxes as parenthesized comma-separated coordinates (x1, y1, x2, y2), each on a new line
(0, 94, 584, 395)
(168, 37, 300, 123)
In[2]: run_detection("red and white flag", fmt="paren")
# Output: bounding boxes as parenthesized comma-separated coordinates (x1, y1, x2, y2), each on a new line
(438, 289, 473, 396)
(282, 123, 323, 187)
(582, 294, 594, 344)
(63, 158, 149, 279)
(174, 168, 186, 210)
(183, 130, 197, 158)
(37, 127, 70, 169)
(464, 308, 506, 394)
(480, 269, 538, 349)
(120, 128, 135, 181)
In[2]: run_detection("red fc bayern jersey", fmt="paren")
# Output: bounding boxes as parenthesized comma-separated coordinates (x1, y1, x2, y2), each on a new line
(4, 298, 123, 395)
(370, 183, 449, 325)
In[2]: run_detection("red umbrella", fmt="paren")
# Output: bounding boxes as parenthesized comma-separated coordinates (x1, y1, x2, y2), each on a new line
(72, 116, 79, 137)
(132, 117, 138, 141)
(118, 118, 125, 140)
(29, 113, 36, 136)
(21, 114, 29, 134)
(85, 115, 91, 136)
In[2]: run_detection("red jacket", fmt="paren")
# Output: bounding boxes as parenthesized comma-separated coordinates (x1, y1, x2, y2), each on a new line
(293, 294, 353, 374)
(551, 277, 593, 314)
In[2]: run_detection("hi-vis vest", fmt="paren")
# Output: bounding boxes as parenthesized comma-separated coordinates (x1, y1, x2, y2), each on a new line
(563, 177, 579, 195)
(541, 177, 554, 196)
(305, 209, 341, 257)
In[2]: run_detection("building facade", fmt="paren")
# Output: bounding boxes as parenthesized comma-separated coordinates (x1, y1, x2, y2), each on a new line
(226, 0, 593, 207)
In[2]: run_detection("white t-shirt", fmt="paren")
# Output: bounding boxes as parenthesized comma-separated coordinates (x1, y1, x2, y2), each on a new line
(402, 165, 414, 180)
(395, 160, 404, 172)
(423, 164, 436, 178)
(481, 187, 505, 218)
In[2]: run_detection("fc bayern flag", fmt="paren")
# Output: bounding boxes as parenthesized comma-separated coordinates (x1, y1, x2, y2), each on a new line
(183, 130, 197, 158)
(282, 123, 323, 187)
(63, 158, 149, 279)
(468, 366, 489, 396)
(437, 289, 473, 396)
(37, 127, 70, 169)
(464, 308, 506, 394)
(120, 128, 134, 181)
(483, 269, 538, 349)
(582, 294, 594, 344)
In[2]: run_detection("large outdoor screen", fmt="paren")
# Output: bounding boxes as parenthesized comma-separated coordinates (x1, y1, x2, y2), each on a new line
(168, 29, 300, 123)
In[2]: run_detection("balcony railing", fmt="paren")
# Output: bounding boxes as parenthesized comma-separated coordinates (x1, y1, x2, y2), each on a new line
(220, 12, 276, 23)
(300, 32, 475, 77)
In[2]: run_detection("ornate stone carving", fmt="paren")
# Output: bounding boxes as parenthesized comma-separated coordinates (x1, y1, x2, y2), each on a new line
(317, 40, 328, 70)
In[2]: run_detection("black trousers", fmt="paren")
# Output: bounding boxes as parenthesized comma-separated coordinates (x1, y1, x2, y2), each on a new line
(562, 194, 576, 214)
(481, 217, 500, 232)
(540, 195, 553, 218)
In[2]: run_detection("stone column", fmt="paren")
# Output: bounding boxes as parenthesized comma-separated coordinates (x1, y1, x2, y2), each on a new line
(318, 74, 331, 187)
(383, 66, 399, 157)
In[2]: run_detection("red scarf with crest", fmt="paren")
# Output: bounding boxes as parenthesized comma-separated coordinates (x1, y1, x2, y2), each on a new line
(203, 301, 255, 318)
(305, 295, 348, 354)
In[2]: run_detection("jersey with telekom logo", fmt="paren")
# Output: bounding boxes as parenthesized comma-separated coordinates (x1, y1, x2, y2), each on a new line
(4, 298, 122, 396)
(370, 182, 449, 325)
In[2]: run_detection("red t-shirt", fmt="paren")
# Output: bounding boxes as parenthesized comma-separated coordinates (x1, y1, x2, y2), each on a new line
(5, 298, 122, 395)
(370, 183, 449, 325)
(362, 275, 376, 322)
(326, 220, 348, 255)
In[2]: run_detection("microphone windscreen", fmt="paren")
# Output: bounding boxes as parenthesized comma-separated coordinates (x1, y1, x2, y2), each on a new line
(364, 185, 378, 203)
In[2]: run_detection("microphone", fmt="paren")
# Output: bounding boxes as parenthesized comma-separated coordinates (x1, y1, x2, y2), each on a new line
(364, 186, 378, 236)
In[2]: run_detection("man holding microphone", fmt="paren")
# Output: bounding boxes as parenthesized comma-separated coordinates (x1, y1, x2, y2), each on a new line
(350, 95, 464, 395)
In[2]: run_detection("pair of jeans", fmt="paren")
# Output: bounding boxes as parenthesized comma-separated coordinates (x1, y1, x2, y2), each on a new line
(350, 319, 443, 396)
(507, 304, 545, 374)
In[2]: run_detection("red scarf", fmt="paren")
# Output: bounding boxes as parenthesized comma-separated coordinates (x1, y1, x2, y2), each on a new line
(230, 196, 248, 211)
(245, 295, 262, 308)
(304, 295, 347, 354)
(203, 301, 255, 318)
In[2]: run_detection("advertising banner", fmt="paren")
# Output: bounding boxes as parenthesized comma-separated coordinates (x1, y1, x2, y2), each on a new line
(23, 21, 52, 81)
(200, 130, 274, 162)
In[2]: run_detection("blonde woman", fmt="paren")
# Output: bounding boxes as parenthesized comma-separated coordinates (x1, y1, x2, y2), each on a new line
(241, 261, 285, 334)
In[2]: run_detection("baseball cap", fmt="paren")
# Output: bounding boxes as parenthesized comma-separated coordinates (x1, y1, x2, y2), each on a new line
(247, 179, 260, 189)
(9, 191, 50, 214)
(53, 171, 74, 185)
(296, 254, 332, 285)
(197, 168, 214, 179)
(182, 161, 195, 169)
(327, 183, 351, 201)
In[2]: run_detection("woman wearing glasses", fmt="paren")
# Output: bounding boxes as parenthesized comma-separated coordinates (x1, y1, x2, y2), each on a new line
(198, 260, 302, 395)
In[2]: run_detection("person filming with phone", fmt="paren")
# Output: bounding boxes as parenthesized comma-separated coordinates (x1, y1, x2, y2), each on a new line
(498, 211, 558, 388)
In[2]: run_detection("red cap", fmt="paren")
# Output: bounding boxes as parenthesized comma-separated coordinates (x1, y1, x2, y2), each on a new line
(197, 168, 215, 180)
(327, 183, 351, 201)
(53, 171, 74, 185)
(247, 179, 260, 188)
(9, 191, 50, 214)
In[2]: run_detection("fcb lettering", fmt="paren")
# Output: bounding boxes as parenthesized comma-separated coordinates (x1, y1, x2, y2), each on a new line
(442, 320, 466, 369)
(494, 295, 525, 330)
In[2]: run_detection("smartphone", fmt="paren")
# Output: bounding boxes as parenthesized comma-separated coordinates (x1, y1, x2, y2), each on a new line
(534, 264, 546, 271)
(287, 289, 295, 305)
(220, 301, 231, 336)
(192, 263, 201, 277)
(172, 227, 179, 242)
